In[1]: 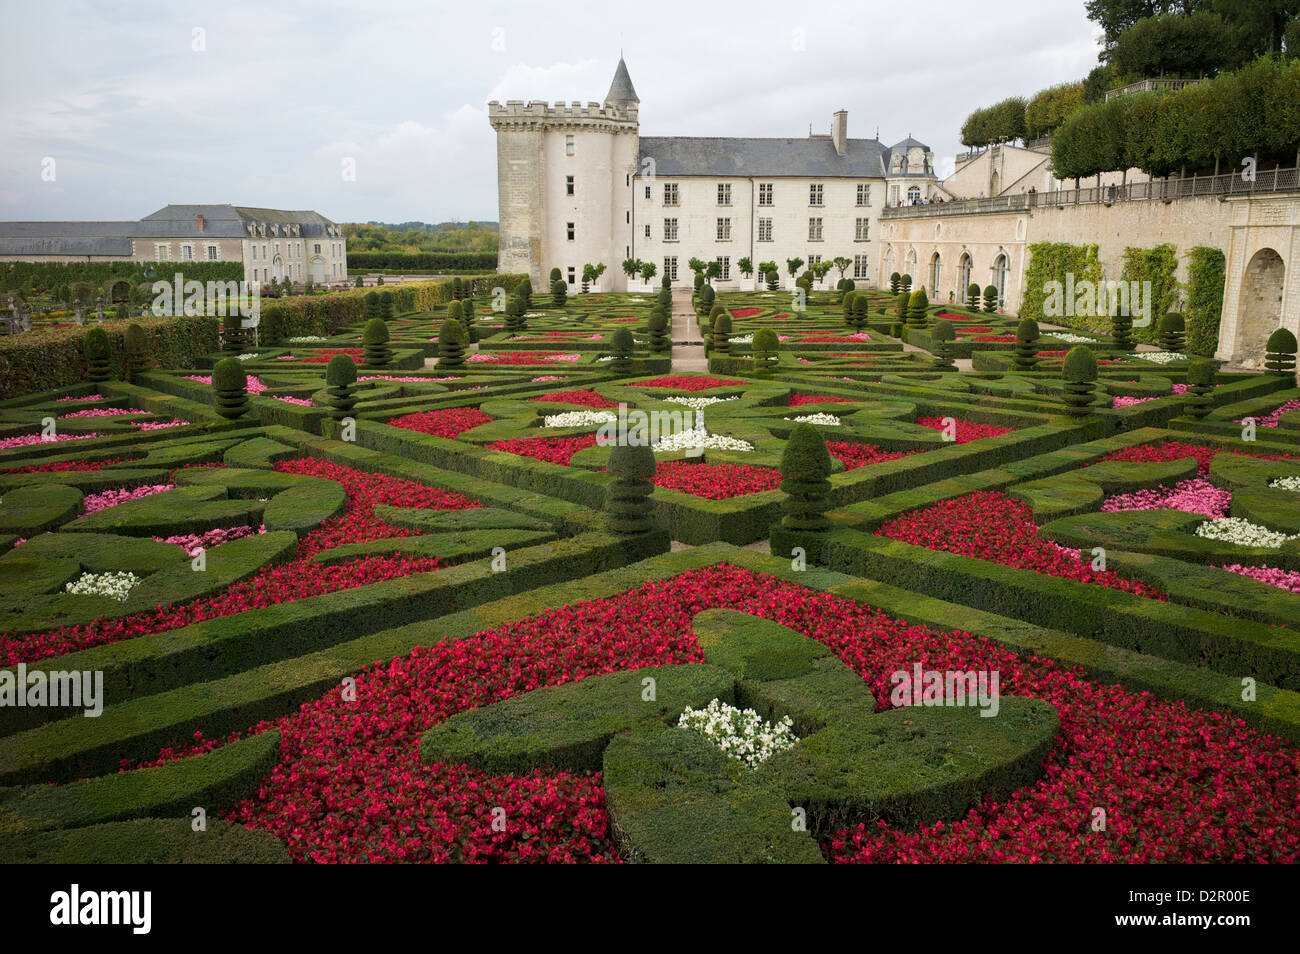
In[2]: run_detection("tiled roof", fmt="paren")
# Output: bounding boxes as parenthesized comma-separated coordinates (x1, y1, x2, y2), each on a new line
(638, 136, 889, 178)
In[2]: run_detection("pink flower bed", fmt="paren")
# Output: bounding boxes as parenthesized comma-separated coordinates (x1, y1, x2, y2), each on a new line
(0, 433, 99, 449)
(789, 394, 858, 407)
(83, 483, 173, 514)
(58, 408, 147, 419)
(1241, 398, 1300, 428)
(971, 334, 1016, 343)
(54, 394, 104, 402)
(1221, 564, 1300, 592)
(631, 376, 745, 392)
(468, 352, 580, 365)
(389, 408, 493, 440)
(1100, 478, 1232, 519)
(185, 374, 267, 394)
(272, 396, 314, 407)
(730, 308, 763, 319)
(132, 419, 189, 430)
(531, 376, 563, 382)
(155, 525, 261, 556)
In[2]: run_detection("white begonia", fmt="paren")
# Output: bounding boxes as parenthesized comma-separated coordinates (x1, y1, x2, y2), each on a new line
(1269, 476, 1300, 492)
(287, 336, 328, 343)
(678, 699, 798, 769)
(543, 410, 617, 428)
(1195, 517, 1300, 549)
(1134, 352, 1188, 365)
(784, 413, 842, 426)
(663, 396, 739, 412)
(653, 426, 753, 453)
(65, 570, 140, 602)
(1047, 332, 1095, 343)
(236, 353, 261, 361)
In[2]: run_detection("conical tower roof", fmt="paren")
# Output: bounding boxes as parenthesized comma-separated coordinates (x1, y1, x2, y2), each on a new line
(604, 56, 639, 106)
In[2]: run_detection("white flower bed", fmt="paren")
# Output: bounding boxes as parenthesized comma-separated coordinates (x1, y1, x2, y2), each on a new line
(678, 699, 798, 769)
(1195, 517, 1300, 548)
(653, 427, 753, 453)
(1135, 352, 1187, 365)
(236, 353, 261, 361)
(65, 570, 140, 602)
(543, 410, 617, 428)
(663, 396, 739, 412)
(1047, 332, 1095, 343)
(288, 336, 327, 343)
(1269, 476, 1300, 492)
(784, 413, 842, 426)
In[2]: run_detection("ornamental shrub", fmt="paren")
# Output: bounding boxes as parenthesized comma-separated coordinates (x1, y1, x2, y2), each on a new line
(551, 279, 567, 306)
(1061, 345, 1099, 417)
(661, 272, 671, 291)
(895, 292, 909, 318)
(124, 323, 149, 380)
(324, 353, 357, 421)
(379, 291, 394, 322)
(889, 272, 901, 295)
(850, 296, 870, 331)
(1264, 327, 1297, 377)
(1158, 312, 1186, 353)
(711, 311, 732, 354)
(362, 318, 392, 367)
(698, 284, 715, 312)
(221, 311, 245, 354)
(1014, 318, 1041, 371)
(657, 287, 671, 310)
(605, 441, 656, 534)
(1184, 358, 1216, 418)
(694, 273, 705, 293)
(212, 357, 250, 420)
(779, 424, 833, 533)
(550, 267, 562, 284)
(890, 322, 903, 337)
(610, 328, 636, 373)
(982, 284, 999, 313)
(84, 327, 111, 382)
(906, 289, 929, 328)
(364, 291, 381, 322)
(752, 328, 779, 375)
(966, 283, 981, 309)
(931, 319, 956, 370)
(841, 291, 857, 323)
(900, 274, 912, 295)
(517, 278, 532, 309)
(765, 270, 779, 291)
(1111, 310, 1135, 351)
(437, 317, 468, 367)
(648, 309, 670, 353)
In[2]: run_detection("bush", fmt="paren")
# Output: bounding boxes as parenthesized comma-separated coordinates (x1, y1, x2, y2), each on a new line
(84, 327, 111, 382)
(1158, 312, 1186, 353)
(895, 292, 909, 318)
(780, 424, 833, 533)
(698, 284, 715, 312)
(1061, 346, 1099, 417)
(711, 311, 732, 354)
(610, 328, 636, 373)
(931, 319, 956, 370)
(605, 442, 656, 534)
(966, 283, 981, 310)
(890, 322, 904, 337)
(364, 291, 381, 322)
(1265, 328, 1297, 377)
(551, 279, 567, 306)
(752, 328, 779, 375)
(889, 272, 901, 295)
(379, 291, 395, 321)
(850, 296, 869, 331)
(550, 267, 562, 284)
(437, 317, 468, 367)
(1014, 318, 1040, 371)
(1185, 359, 1216, 418)
(648, 308, 670, 353)
(906, 289, 929, 328)
(324, 354, 357, 421)
(1111, 310, 1135, 352)
(212, 357, 249, 420)
(124, 323, 149, 380)
(982, 285, 999, 313)
(221, 311, 245, 354)
(765, 270, 779, 292)
(362, 318, 392, 367)
(841, 291, 857, 323)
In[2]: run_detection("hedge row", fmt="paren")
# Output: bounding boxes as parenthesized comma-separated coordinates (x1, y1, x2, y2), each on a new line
(348, 252, 499, 271)
(0, 261, 242, 298)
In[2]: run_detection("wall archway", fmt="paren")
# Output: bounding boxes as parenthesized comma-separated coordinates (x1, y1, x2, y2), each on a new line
(929, 252, 941, 299)
(1234, 248, 1285, 367)
(992, 253, 1008, 310)
(958, 252, 973, 297)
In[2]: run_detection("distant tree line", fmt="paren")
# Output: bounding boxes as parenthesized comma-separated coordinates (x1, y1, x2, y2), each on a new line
(343, 221, 498, 254)
(347, 251, 499, 272)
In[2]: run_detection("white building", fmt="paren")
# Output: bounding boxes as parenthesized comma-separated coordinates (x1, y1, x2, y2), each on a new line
(489, 58, 939, 292)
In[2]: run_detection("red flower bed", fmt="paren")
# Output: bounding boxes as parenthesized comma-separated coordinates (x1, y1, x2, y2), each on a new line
(0, 460, 478, 665)
(1037, 351, 1068, 358)
(799, 336, 869, 343)
(489, 434, 597, 466)
(876, 490, 1164, 599)
(2, 457, 130, 473)
(122, 564, 1296, 863)
(971, 334, 1016, 343)
(631, 376, 745, 392)
(789, 394, 858, 407)
(827, 442, 913, 470)
(298, 349, 364, 364)
(1097, 441, 1300, 476)
(730, 308, 763, 319)
(916, 416, 1013, 443)
(953, 325, 992, 334)
(652, 461, 781, 499)
(529, 389, 617, 409)
(470, 352, 577, 366)
(388, 407, 493, 439)
(610, 317, 641, 322)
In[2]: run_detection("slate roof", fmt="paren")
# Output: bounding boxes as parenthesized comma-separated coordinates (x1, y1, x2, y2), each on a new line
(638, 136, 891, 178)
(605, 57, 639, 105)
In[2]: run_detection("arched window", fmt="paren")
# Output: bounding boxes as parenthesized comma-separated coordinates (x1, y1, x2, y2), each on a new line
(993, 254, 1008, 310)
(907, 186, 921, 204)
(905, 249, 917, 284)
(958, 253, 972, 294)
(930, 253, 941, 298)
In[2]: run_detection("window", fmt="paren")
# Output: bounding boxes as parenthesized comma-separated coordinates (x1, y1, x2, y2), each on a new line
(758, 183, 773, 206)
(809, 183, 824, 206)
(566, 175, 575, 196)
(716, 217, 731, 242)
(908, 186, 922, 204)
(207, 245, 218, 261)
(626, 211, 630, 223)
(855, 218, 870, 241)
(808, 254, 822, 267)
(857, 183, 871, 206)
(663, 256, 678, 281)
(566, 222, 575, 241)
(757, 218, 772, 242)
(155, 244, 169, 261)
(645, 185, 651, 199)
(808, 217, 823, 241)
(565, 135, 575, 156)
(567, 267, 576, 285)
(663, 218, 678, 241)
(853, 254, 869, 279)
(663, 183, 678, 206)
(716, 256, 730, 281)
(644, 224, 651, 238)
(181, 245, 193, 261)
(717, 183, 731, 206)
(314, 243, 321, 254)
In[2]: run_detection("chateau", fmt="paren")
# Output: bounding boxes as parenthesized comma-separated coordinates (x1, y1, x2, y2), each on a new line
(0, 204, 349, 286)
(489, 58, 940, 292)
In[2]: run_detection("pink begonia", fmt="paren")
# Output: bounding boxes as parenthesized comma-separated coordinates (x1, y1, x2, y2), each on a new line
(132, 419, 189, 430)
(531, 376, 563, 382)
(0, 433, 99, 449)
(273, 396, 314, 406)
(1101, 477, 1232, 519)
(58, 407, 147, 419)
(359, 375, 451, 383)
(83, 483, 173, 514)
(1112, 383, 1192, 409)
(154, 525, 262, 556)
(1221, 564, 1300, 592)
(55, 394, 104, 402)
(184, 374, 267, 394)
(1239, 398, 1300, 428)
(274, 355, 298, 360)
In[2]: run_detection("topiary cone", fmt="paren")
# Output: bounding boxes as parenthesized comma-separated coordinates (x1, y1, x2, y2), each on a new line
(906, 288, 929, 328)
(779, 423, 833, 532)
(212, 357, 250, 419)
(437, 317, 468, 368)
(711, 312, 732, 354)
(84, 326, 112, 382)
(1264, 327, 1297, 378)
(1061, 345, 1099, 417)
(605, 441, 656, 534)
(1014, 318, 1040, 371)
(324, 353, 358, 421)
(362, 318, 392, 367)
(931, 318, 956, 370)
(1184, 359, 1216, 419)
(1158, 312, 1186, 353)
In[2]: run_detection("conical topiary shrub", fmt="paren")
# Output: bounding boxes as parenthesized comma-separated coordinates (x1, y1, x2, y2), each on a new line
(931, 319, 956, 370)
(895, 292, 909, 319)
(212, 357, 250, 419)
(1184, 359, 1216, 419)
(752, 328, 779, 375)
(222, 311, 245, 354)
(779, 423, 833, 533)
(551, 279, 567, 307)
(889, 272, 901, 295)
(124, 323, 149, 381)
(966, 283, 981, 310)
(841, 291, 857, 324)
(764, 269, 779, 291)
(379, 291, 394, 322)
(900, 274, 912, 295)
(982, 284, 999, 313)
(610, 327, 635, 374)
(711, 311, 732, 354)
(437, 317, 468, 368)
(84, 326, 112, 382)
(324, 353, 357, 422)
(550, 267, 562, 284)
(362, 318, 392, 367)
(1110, 310, 1135, 351)
(1013, 318, 1040, 371)
(906, 288, 929, 328)
(605, 440, 656, 534)
(657, 286, 671, 310)
(851, 295, 870, 331)
(698, 284, 715, 314)
(364, 291, 381, 322)
(1061, 345, 1099, 417)
(1265, 327, 1297, 377)
(1158, 312, 1186, 353)
(648, 308, 670, 353)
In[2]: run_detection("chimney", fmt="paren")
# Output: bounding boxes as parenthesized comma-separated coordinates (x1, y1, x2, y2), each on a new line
(196, 214, 205, 232)
(832, 110, 848, 157)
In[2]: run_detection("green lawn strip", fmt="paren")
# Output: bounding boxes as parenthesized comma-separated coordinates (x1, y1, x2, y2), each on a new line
(0, 816, 290, 864)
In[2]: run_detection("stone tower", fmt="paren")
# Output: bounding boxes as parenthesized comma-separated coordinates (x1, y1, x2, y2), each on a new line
(488, 57, 640, 290)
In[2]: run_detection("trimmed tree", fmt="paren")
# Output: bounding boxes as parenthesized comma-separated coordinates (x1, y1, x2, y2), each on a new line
(711, 310, 732, 354)
(610, 327, 636, 374)
(124, 323, 149, 381)
(1110, 309, 1135, 352)
(605, 441, 657, 534)
(779, 424, 833, 533)
(324, 353, 357, 422)
(1061, 345, 1099, 417)
(752, 328, 779, 375)
(1265, 328, 1298, 378)
(551, 279, 567, 306)
(648, 307, 670, 353)
(212, 357, 250, 420)
(698, 284, 715, 313)
(851, 295, 869, 331)
(895, 292, 909, 318)
(841, 291, 857, 323)
(889, 272, 901, 295)
(379, 291, 395, 322)
(550, 267, 562, 284)
(982, 284, 999, 313)
(1184, 359, 1216, 418)
(1158, 312, 1186, 353)
(363, 318, 392, 367)
(765, 269, 779, 292)
(84, 326, 112, 382)
(1014, 317, 1041, 371)
(222, 311, 245, 354)
(906, 288, 929, 328)
(900, 274, 912, 295)
(437, 317, 468, 368)
(364, 291, 381, 322)
(966, 283, 982, 310)
(931, 319, 956, 370)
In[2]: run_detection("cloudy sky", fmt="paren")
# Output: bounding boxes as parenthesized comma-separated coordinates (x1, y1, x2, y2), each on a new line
(0, 0, 1103, 225)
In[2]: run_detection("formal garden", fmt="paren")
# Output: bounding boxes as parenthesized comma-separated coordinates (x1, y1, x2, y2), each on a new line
(0, 271, 1297, 864)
